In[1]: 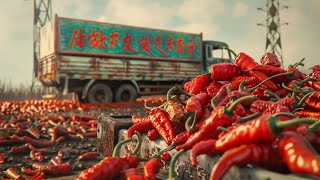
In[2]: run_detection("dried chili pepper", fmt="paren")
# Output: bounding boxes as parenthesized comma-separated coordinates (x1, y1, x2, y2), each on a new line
(206, 81, 223, 97)
(209, 62, 241, 81)
(277, 131, 320, 176)
(296, 125, 320, 152)
(5, 168, 21, 179)
(250, 100, 290, 114)
(260, 52, 281, 67)
(149, 108, 175, 145)
(305, 92, 320, 111)
(209, 144, 286, 180)
(0, 152, 5, 164)
(189, 74, 211, 95)
(186, 93, 210, 119)
(10, 143, 31, 155)
(22, 136, 55, 148)
(234, 52, 258, 71)
(147, 129, 159, 141)
(132, 115, 150, 124)
(77, 152, 98, 161)
(160, 152, 171, 162)
(190, 139, 217, 167)
(183, 80, 192, 92)
(177, 96, 257, 151)
(127, 121, 153, 138)
(32, 162, 71, 176)
(295, 111, 320, 120)
(172, 130, 190, 146)
(251, 64, 286, 77)
(21, 167, 40, 176)
(215, 114, 315, 152)
(27, 127, 41, 139)
(249, 70, 278, 91)
(143, 158, 163, 180)
(230, 76, 259, 90)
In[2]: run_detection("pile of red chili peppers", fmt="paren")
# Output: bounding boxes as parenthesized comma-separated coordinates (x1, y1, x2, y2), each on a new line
(77, 52, 320, 179)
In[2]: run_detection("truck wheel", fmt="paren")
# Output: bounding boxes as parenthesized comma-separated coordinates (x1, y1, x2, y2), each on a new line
(115, 84, 137, 102)
(87, 83, 113, 104)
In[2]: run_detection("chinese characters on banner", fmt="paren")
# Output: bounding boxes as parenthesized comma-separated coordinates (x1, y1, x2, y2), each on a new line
(69, 28, 198, 58)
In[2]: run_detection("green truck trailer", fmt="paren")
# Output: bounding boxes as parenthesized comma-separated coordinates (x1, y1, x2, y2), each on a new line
(38, 15, 233, 103)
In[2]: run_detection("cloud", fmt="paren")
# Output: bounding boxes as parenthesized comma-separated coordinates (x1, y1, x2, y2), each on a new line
(233, 2, 249, 17)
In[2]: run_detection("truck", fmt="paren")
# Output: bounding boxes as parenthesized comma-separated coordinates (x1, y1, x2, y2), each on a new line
(38, 15, 233, 103)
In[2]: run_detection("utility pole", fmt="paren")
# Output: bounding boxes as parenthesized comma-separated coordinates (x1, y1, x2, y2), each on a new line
(31, 0, 52, 97)
(257, 0, 288, 68)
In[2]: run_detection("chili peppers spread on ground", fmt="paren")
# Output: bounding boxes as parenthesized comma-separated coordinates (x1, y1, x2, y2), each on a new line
(3, 51, 320, 180)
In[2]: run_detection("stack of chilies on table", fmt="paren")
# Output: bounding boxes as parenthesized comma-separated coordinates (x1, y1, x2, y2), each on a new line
(77, 52, 320, 180)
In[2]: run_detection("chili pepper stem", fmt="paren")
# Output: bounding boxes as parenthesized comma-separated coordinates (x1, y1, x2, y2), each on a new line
(294, 78, 317, 86)
(224, 47, 237, 58)
(239, 112, 261, 123)
(168, 150, 185, 180)
(132, 131, 142, 156)
(272, 112, 296, 118)
(151, 142, 177, 159)
(112, 138, 133, 157)
(269, 118, 316, 134)
(296, 92, 313, 108)
(185, 112, 198, 132)
(211, 96, 217, 109)
(281, 83, 313, 93)
(226, 95, 257, 116)
(238, 81, 246, 91)
(217, 126, 230, 132)
(265, 91, 280, 100)
(247, 72, 294, 93)
(291, 108, 304, 113)
(308, 121, 320, 134)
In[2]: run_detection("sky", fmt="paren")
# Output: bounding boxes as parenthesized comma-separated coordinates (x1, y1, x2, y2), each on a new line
(0, 0, 319, 86)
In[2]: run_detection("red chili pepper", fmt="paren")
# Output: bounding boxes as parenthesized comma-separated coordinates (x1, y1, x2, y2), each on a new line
(21, 167, 41, 176)
(234, 52, 258, 71)
(10, 143, 31, 155)
(305, 92, 320, 111)
(308, 71, 320, 81)
(206, 81, 223, 97)
(251, 64, 286, 77)
(212, 84, 229, 106)
(295, 111, 320, 120)
(119, 168, 140, 180)
(50, 155, 62, 166)
(190, 139, 217, 167)
(260, 52, 281, 67)
(27, 127, 41, 139)
(127, 121, 154, 138)
(274, 88, 290, 98)
(288, 66, 307, 79)
(77, 152, 98, 161)
(0, 152, 5, 164)
(56, 136, 66, 143)
(177, 96, 256, 151)
(27, 171, 45, 180)
(160, 152, 171, 162)
(189, 74, 211, 95)
(209, 62, 241, 81)
(30, 150, 44, 162)
(250, 100, 290, 114)
(183, 80, 193, 92)
(210, 144, 286, 180)
(132, 115, 149, 124)
(22, 136, 55, 148)
(77, 157, 131, 180)
(277, 131, 320, 176)
(5, 168, 21, 179)
(296, 125, 320, 152)
(143, 158, 163, 180)
(230, 76, 259, 90)
(215, 115, 315, 152)
(149, 108, 175, 145)
(32, 162, 71, 176)
(186, 93, 210, 119)
(147, 129, 159, 141)
(249, 70, 278, 91)
(172, 130, 190, 146)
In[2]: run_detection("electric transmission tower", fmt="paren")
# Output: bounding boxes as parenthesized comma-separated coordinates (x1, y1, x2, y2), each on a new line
(257, 0, 288, 68)
(31, 0, 52, 93)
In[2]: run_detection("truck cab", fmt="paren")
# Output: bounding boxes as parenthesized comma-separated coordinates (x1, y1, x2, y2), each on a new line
(203, 41, 234, 72)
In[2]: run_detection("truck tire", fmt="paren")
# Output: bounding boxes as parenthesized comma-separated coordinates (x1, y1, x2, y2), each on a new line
(87, 83, 113, 104)
(115, 84, 137, 102)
